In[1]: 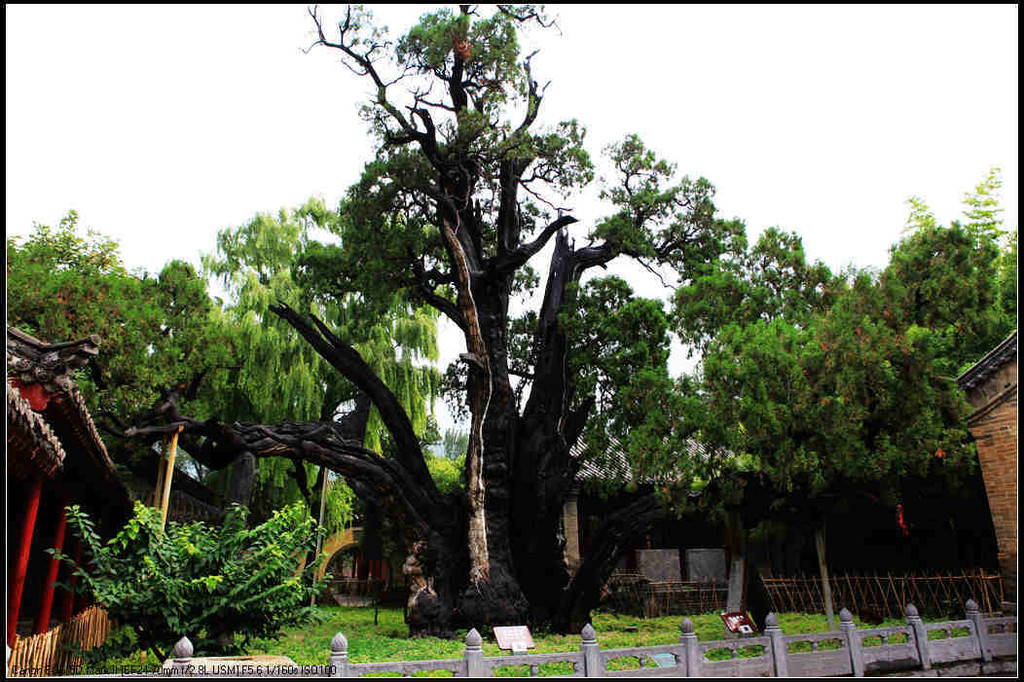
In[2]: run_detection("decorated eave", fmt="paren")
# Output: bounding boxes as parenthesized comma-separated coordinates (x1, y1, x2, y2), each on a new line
(957, 330, 1017, 392)
(7, 382, 66, 479)
(6, 328, 123, 498)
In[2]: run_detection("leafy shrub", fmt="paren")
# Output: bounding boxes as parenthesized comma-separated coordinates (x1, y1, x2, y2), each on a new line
(52, 501, 329, 661)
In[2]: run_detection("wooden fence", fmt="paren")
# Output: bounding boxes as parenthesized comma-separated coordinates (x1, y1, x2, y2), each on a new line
(161, 600, 1016, 677)
(603, 573, 728, 617)
(761, 570, 1005, 619)
(7, 606, 112, 677)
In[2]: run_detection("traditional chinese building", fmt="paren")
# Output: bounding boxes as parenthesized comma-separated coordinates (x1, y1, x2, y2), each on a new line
(958, 330, 1017, 609)
(563, 437, 718, 581)
(6, 327, 133, 646)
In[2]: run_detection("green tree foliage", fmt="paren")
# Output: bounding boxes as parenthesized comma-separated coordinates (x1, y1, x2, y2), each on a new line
(593, 135, 733, 272)
(692, 169, 1014, 506)
(674, 226, 841, 354)
(886, 167, 1015, 370)
(6, 212, 233, 450)
(997, 227, 1016, 321)
(205, 199, 442, 444)
(321, 475, 358, 535)
(439, 428, 470, 461)
(202, 199, 444, 522)
(51, 502, 326, 662)
(561, 276, 703, 487)
(424, 451, 466, 495)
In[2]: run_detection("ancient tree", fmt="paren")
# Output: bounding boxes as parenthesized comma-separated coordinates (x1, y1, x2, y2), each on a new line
(129, 5, 737, 635)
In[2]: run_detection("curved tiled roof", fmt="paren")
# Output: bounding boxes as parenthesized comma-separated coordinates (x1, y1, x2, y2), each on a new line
(7, 327, 130, 511)
(7, 382, 66, 479)
(572, 435, 719, 485)
(957, 330, 1017, 391)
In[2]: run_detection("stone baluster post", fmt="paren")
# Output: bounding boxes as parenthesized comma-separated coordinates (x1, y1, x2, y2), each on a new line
(464, 628, 486, 678)
(838, 608, 865, 677)
(764, 612, 788, 677)
(171, 636, 193, 672)
(330, 633, 348, 677)
(581, 623, 603, 677)
(905, 604, 930, 671)
(964, 599, 991, 663)
(679, 618, 701, 677)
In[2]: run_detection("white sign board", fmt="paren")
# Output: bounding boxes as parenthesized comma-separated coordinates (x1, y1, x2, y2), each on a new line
(493, 626, 535, 654)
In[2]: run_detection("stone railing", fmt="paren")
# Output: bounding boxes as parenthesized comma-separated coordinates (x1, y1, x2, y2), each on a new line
(163, 600, 1015, 677)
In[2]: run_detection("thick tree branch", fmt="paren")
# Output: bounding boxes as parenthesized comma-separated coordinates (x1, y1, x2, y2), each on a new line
(447, 6, 470, 112)
(513, 51, 545, 137)
(268, 303, 441, 499)
(556, 492, 669, 631)
(125, 395, 446, 533)
(440, 217, 492, 581)
(289, 456, 313, 507)
(573, 240, 617, 274)
(495, 160, 527, 257)
(563, 397, 594, 450)
(491, 214, 578, 275)
(411, 260, 467, 332)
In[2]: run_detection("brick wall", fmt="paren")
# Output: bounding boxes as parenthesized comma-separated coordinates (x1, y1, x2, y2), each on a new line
(964, 355, 1017, 602)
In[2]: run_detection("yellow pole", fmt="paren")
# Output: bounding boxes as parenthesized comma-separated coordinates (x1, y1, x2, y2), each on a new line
(153, 437, 168, 508)
(311, 471, 330, 607)
(159, 426, 183, 529)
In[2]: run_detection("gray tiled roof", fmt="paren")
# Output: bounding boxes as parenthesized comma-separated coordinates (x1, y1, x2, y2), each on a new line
(957, 330, 1017, 391)
(572, 435, 718, 484)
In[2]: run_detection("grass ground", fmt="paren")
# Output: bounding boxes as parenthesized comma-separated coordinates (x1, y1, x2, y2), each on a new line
(76, 606, 954, 675)
(245, 606, 910, 667)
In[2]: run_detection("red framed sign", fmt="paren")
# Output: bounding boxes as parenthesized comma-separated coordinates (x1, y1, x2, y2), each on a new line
(720, 611, 757, 634)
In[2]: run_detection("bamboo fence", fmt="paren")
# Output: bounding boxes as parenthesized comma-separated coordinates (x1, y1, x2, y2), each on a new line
(602, 569, 1003, 620)
(603, 574, 729, 617)
(760, 569, 1005, 619)
(7, 606, 112, 677)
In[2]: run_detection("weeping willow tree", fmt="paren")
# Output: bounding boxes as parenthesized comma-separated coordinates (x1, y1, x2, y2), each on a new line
(198, 198, 443, 526)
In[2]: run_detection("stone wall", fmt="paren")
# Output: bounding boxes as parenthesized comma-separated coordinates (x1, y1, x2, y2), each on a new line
(636, 549, 681, 582)
(685, 548, 727, 581)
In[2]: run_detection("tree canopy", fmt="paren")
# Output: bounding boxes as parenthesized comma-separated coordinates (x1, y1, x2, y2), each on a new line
(6, 212, 234, 454)
(690, 169, 1015, 511)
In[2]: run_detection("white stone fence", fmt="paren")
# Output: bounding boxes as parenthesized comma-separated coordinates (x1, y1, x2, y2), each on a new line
(165, 600, 1015, 677)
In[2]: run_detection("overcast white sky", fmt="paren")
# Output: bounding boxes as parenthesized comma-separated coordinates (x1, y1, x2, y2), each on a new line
(6, 4, 1018, 432)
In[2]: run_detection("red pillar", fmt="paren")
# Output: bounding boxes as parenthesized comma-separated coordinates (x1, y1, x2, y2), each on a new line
(60, 541, 83, 622)
(8, 474, 44, 646)
(34, 500, 68, 634)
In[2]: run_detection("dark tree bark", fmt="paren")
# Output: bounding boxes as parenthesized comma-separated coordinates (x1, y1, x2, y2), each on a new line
(125, 6, 711, 636)
(226, 453, 256, 508)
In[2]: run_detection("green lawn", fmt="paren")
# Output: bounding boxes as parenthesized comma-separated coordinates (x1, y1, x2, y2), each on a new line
(245, 606, 908, 668)
(71, 606, 921, 675)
